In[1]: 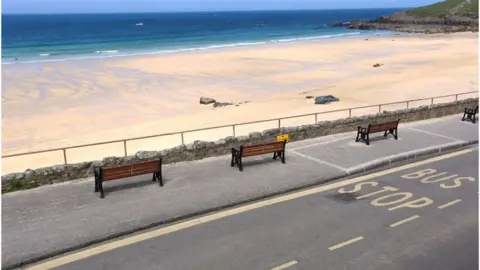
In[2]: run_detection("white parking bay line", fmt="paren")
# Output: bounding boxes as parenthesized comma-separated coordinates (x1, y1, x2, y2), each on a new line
(328, 236, 364, 251)
(389, 215, 420, 228)
(270, 260, 298, 270)
(345, 141, 465, 173)
(407, 127, 465, 142)
(438, 199, 462, 209)
(291, 136, 351, 151)
(290, 150, 349, 173)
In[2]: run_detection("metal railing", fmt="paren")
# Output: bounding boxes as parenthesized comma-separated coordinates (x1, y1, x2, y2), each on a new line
(2, 91, 477, 166)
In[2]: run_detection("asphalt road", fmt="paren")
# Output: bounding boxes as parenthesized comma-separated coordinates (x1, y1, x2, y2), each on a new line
(35, 147, 478, 270)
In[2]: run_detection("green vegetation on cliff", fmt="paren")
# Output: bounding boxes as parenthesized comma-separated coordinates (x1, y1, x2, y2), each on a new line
(406, 0, 479, 17)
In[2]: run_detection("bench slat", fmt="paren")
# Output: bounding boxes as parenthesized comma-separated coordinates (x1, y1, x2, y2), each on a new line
(132, 161, 160, 176)
(244, 144, 283, 151)
(244, 142, 284, 150)
(243, 149, 279, 157)
(102, 166, 131, 178)
(131, 168, 158, 177)
(244, 145, 283, 152)
(103, 168, 159, 181)
(103, 172, 133, 181)
(242, 142, 285, 157)
(131, 165, 159, 173)
(369, 121, 398, 133)
(244, 146, 283, 152)
(132, 162, 160, 171)
(101, 160, 159, 170)
(244, 141, 285, 147)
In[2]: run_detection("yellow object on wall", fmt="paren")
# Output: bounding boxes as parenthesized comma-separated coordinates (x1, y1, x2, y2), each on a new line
(276, 134, 289, 143)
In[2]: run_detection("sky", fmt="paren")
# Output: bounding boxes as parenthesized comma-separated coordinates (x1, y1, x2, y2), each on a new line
(2, 0, 440, 14)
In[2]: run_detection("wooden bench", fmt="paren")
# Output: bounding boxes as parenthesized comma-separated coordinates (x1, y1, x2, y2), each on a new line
(93, 159, 163, 198)
(461, 105, 478, 124)
(231, 141, 287, 171)
(356, 119, 400, 146)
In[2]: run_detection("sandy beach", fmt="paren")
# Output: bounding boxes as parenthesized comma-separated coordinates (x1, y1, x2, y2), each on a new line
(2, 32, 478, 174)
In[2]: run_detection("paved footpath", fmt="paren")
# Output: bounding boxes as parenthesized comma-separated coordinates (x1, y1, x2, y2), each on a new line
(2, 114, 478, 269)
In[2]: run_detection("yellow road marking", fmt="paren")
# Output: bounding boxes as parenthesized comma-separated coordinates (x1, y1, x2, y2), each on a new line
(328, 236, 364, 251)
(27, 148, 473, 270)
(389, 215, 420, 228)
(270, 260, 298, 270)
(438, 199, 462, 209)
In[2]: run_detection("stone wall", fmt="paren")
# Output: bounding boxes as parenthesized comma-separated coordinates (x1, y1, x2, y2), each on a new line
(2, 98, 478, 193)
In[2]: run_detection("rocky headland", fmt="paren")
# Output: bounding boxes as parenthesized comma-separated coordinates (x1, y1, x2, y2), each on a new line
(330, 0, 478, 33)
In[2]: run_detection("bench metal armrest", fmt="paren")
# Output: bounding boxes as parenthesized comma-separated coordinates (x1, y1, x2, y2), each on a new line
(358, 126, 367, 133)
(93, 167, 101, 179)
(465, 108, 474, 113)
(231, 147, 242, 156)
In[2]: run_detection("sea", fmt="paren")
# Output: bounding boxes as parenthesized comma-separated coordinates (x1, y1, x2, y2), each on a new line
(2, 9, 405, 64)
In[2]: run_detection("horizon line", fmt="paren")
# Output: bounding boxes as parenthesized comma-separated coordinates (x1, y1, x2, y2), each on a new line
(2, 7, 412, 15)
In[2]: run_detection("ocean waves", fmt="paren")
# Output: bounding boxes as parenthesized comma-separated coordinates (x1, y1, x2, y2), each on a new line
(2, 31, 378, 65)
(270, 32, 361, 42)
(95, 50, 120, 54)
(3, 9, 403, 65)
